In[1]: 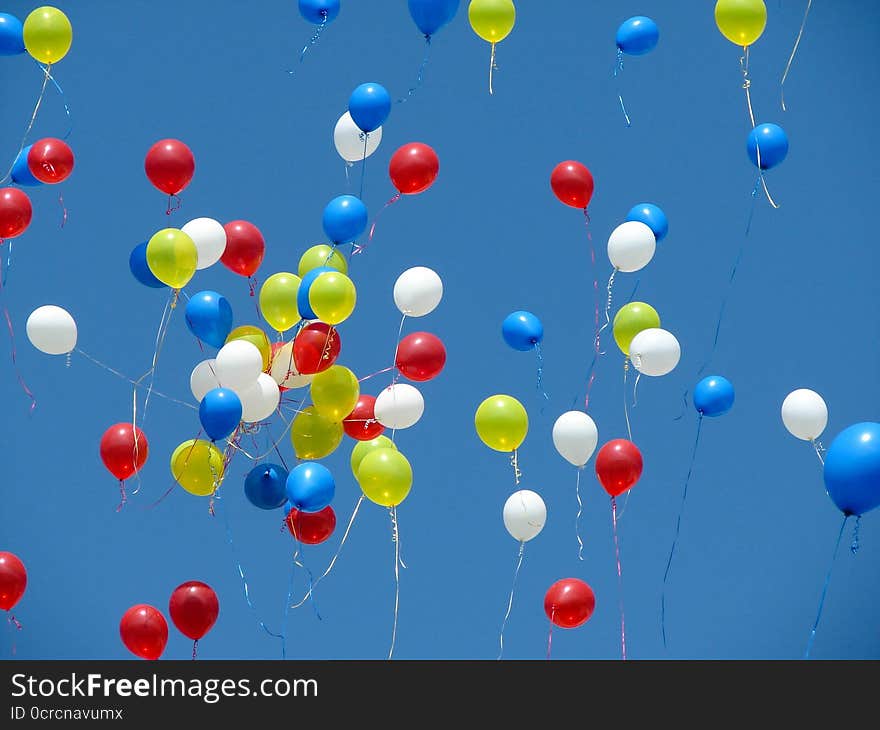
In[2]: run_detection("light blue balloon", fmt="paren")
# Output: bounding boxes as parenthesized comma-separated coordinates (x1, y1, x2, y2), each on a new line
(185, 291, 234, 349)
(322, 195, 368, 244)
(502, 311, 544, 351)
(747, 123, 789, 170)
(626, 203, 668, 242)
(407, 0, 459, 37)
(199, 388, 242, 442)
(298, 0, 340, 24)
(286, 462, 335, 513)
(0, 13, 25, 56)
(823, 422, 880, 517)
(244, 463, 289, 510)
(348, 82, 391, 133)
(693, 376, 734, 418)
(616, 16, 659, 56)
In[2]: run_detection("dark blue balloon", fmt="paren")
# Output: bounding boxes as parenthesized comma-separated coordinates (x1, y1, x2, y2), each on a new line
(626, 203, 668, 242)
(244, 463, 289, 510)
(693, 376, 735, 417)
(185, 290, 234, 349)
(11, 146, 42, 187)
(502, 311, 544, 351)
(616, 16, 659, 56)
(199, 387, 242, 442)
(297, 266, 333, 320)
(348, 82, 391, 133)
(298, 0, 340, 24)
(0, 13, 25, 56)
(747, 123, 789, 170)
(407, 0, 460, 36)
(322, 194, 368, 244)
(286, 462, 335, 513)
(823, 422, 880, 517)
(129, 242, 168, 289)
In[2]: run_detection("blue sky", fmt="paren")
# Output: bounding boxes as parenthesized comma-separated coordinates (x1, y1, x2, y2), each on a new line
(0, 0, 878, 660)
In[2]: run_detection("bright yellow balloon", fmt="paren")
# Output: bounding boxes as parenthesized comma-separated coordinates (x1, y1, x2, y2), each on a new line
(146, 228, 197, 289)
(310, 365, 359, 422)
(358, 448, 413, 507)
(474, 394, 528, 452)
(23, 6, 72, 64)
(468, 0, 516, 43)
(225, 325, 271, 372)
(291, 405, 343, 460)
(612, 302, 660, 357)
(350, 436, 397, 482)
(170, 439, 225, 497)
(298, 245, 348, 278)
(309, 271, 356, 325)
(714, 0, 767, 47)
(259, 272, 302, 333)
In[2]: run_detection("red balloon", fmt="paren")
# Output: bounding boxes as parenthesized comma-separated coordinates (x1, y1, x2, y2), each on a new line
(293, 322, 341, 375)
(595, 439, 643, 497)
(544, 578, 595, 628)
(119, 604, 168, 660)
(27, 137, 74, 184)
(144, 138, 195, 195)
(343, 394, 384, 440)
(550, 160, 594, 209)
(389, 142, 439, 195)
(99, 423, 149, 481)
(287, 505, 336, 545)
(0, 552, 27, 612)
(0, 187, 32, 239)
(221, 220, 265, 277)
(169, 581, 219, 641)
(395, 331, 446, 382)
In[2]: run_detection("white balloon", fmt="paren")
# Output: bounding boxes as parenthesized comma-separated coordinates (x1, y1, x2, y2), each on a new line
(181, 217, 227, 270)
(781, 389, 828, 441)
(238, 373, 281, 423)
(190, 359, 221, 402)
(629, 328, 681, 377)
(393, 266, 443, 317)
(26, 305, 77, 355)
(552, 411, 598, 467)
(502, 489, 547, 542)
(334, 112, 382, 163)
(607, 220, 656, 272)
(269, 341, 314, 390)
(214, 340, 263, 391)
(374, 383, 424, 429)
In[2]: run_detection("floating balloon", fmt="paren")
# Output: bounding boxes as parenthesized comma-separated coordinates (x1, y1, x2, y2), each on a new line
(348, 82, 391, 133)
(298, 0, 340, 24)
(375, 383, 425, 430)
(287, 505, 337, 544)
(171, 439, 225, 497)
(146, 228, 198, 288)
(552, 411, 598, 467)
(225, 325, 272, 372)
(310, 271, 357, 325)
(0, 552, 27, 611)
(310, 365, 360, 421)
(293, 322, 341, 375)
(23, 6, 72, 64)
(27, 137, 73, 184)
(199, 388, 242, 442)
(334, 112, 382, 164)
(244, 463, 288, 510)
(286, 462, 335, 513)
(270, 341, 314, 390)
(221, 220, 265, 277)
(595, 439, 643, 497)
(501, 311, 543, 351)
(238, 373, 280, 423)
(298, 244, 348, 277)
(11, 146, 42, 187)
(628, 328, 680, 377)
(394, 266, 443, 317)
(322, 195, 368, 245)
(350, 435, 397, 482)
(612, 302, 660, 357)
(408, 0, 460, 36)
(259, 273, 302, 333)
(297, 266, 332, 320)
(781, 389, 828, 441)
(714, 0, 767, 47)
(747, 123, 789, 170)
(129, 242, 167, 289)
(343, 394, 385, 441)
(616, 16, 659, 55)
(474, 394, 528, 452)
(169, 581, 219, 642)
(26, 304, 76, 354)
(185, 291, 233, 348)
(120, 604, 168, 660)
(544, 578, 595, 629)
(693, 376, 735, 417)
(395, 332, 446, 381)
(214, 340, 263, 391)
(468, 0, 515, 42)
(607, 221, 656, 272)
(823, 422, 880, 516)
(0, 13, 25, 56)
(291, 406, 344, 460)
(502, 489, 546, 542)
(550, 161, 594, 210)
(181, 217, 227, 270)
(389, 143, 440, 195)
(358, 448, 413, 506)
(190, 359, 221, 402)
(144, 139, 194, 196)
(100, 423, 148, 482)
(626, 203, 668, 242)
(0, 187, 32, 239)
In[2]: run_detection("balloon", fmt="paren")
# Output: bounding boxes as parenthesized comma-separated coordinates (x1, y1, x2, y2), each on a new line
(693, 375, 735, 417)
(348, 82, 391, 134)
(297, 266, 331, 321)
(286, 462, 335, 513)
(145, 228, 198, 288)
(26, 304, 76, 354)
(309, 271, 357, 325)
(310, 365, 359, 422)
(714, 0, 767, 47)
(394, 266, 443, 317)
(11, 145, 42, 187)
(468, 0, 515, 42)
(595, 439, 643, 497)
(552, 411, 598, 467)
(358, 448, 413, 506)
(199, 388, 242, 442)
(343, 394, 385, 441)
(298, 244, 348, 277)
(181, 217, 227, 270)
(0, 187, 32, 239)
(0, 552, 27, 611)
(170, 439, 225, 497)
(544, 578, 595, 629)
(100, 423, 148, 481)
(225, 325, 271, 372)
(221, 220, 264, 277)
(612, 302, 660, 356)
(474, 394, 528, 452)
(333, 112, 382, 164)
(214, 340, 263, 391)
(350, 435, 397, 481)
(626, 203, 668, 242)
(129, 242, 167, 289)
(503, 489, 546, 542)
(23, 6, 72, 64)
(185, 291, 233, 348)
(408, 0, 460, 36)
(322, 195, 368, 244)
(244, 463, 288, 510)
(501, 311, 543, 351)
(747, 123, 788, 170)
(781, 389, 828, 441)
(291, 406, 344, 460)
(238, 373, 281, 423)
(190, 359, 221, 402)
(259, 272, 302, 333)
(119, 605, 168, 660)
(293, 322, 341, 375)
(395, 332, 446, 381)
(608, 220, 656, 272)
(550, 160, 594, 209)
(0, 13, 25, 55)
(374, 383, 425, 430)
(169, 581, 219, 642)
(628, 328, 680, 377)
(389, 143, 440, 195)
(616, 16, 659, 55)
(270, 341, 314, 390)
(823, 422, 880, 517)
(299, 0, 340, 24)
(286, 505, 336, 544)
(26, 137, 73, 184)
(144, 139, 195, 196)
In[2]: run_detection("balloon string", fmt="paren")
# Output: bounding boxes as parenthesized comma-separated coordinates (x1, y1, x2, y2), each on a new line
(810, 438, 825, 466)
(0, 253, 37, 413)
(292, 546, 322, 621)
(510, 448, 522, 486)
(497, 541, 525, 660)
(805, 513, 848, 659)
(611, 496, 626, 660)
(165, 194, 181, 216)
(575, 468, 585, 561)
(280, 551, 299, 659)
(397, 35, 432, 104)
(344, 160, 352, 189)
(388, 506, 404, 660)
(42, 61, 72, 140)
(58, 193, 68, 228)
(533, 341, 550, 401)
(740, 46, 756, 129)
(359, 132, 368, 200)
(7, 613, 22, 657)
(358, 365, 396, 383)
(596, 268, 617, 356)
(355, 193, 402, 256)
(0, 62, 51, 184)
(8, 613, 22, 631)
(613, 49, 632, 127)
(850, 516, 861, 554)
(488, 42, 497, 95)
(632, 371, 642, 408)
(546, 615, 554, 660)
(389, 313, 407, 387)
(192, 639, 198, 660)
(116, 480, 127, 513)
(134, 291, 176, 428)
(780, 0, 813, 111)
(300, 11, 328, 64)
(584, 209, 599, 411)
(623, 358, 632, 442)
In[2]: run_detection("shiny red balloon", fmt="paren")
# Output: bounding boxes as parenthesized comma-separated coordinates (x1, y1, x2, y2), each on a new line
(119, 604, 168, 660)
(144, 139, 195, 195)
(293, 322, 341, 375)
(0, 187, 32, 239)
(0, 552, 27, 612)
(550, 160, 594, 209)
(27, 138, 74, 184)
(169, 581, 219, 641)
(221, 220, 265, 277)
(389, 143, 439, 195)
(287, 505, 336, 545)
(544, 578, 595, 628)
(99, 423, 149, 481)
(595, 439, 643, 497)
(395, 331, 446, 382)
(343, 394, 384, 440)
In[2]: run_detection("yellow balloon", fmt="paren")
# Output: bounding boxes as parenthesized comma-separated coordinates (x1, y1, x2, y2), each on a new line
(468, 0, 516, 43)
(350, 436, 397, 482)
(309, 271, 356, 325)
(225, 325, 271, 372)
(259, 272, 302, 333)
(612, 302, 661, 357)
(358, 448, 413, 507)
(145, 228, 197, 289)
(310, 365, 359, 422)
(170, 439, 225, 497)
(474, 394, 528, 452)
(714, 0, 767, 47)
(23, 6, 72, 64)
(291, 405, 343, 460)
(298, 245, 348, 278)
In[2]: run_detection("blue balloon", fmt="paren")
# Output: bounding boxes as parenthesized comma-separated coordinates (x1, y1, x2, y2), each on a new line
(626, 203, 668, 242)
(11, 146, 42, 187)
(348, 82, 391, 134)
(693, 376, 735, 418)
(244, 463, 289, 510)
(297, 266, 334, 320)
(407, 0, 460, 37)
(129, 242, 168, 289)
(286, 462, 335, 513)
(185, 290, 234, 349)
(199, 388, 242, 442)
(0, 13, 25, 56)
(823, 422, 880, 517)
(616, 16, 659, 56)
(322, 195, 368, 244)
(298, 0, 340, 24)
(747, 123, 789, 170)
(502, 311, 544, 351)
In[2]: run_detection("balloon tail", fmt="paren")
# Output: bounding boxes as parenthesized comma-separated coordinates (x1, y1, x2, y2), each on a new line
(510, 449, 522, 486)
(192, 639, 198, 660)
(805, 514, 848, 658)
(165, 194, 181, 216)
(397, 35, 432, 103)
(546, 615, 554, 660)
(0, 252, 37, 413)
(740, 46, 757, 128)
(358, 133, 368, 200)
(354, 193, 401, 257)
(596, 268, 617, 357)
(8, 613, 22, 631)
(388, 506, 404, 660)
(850, 516, 861, 554)
(613, 49, 633, 127)
(534, 342, 550, 402)
(6, 612, 22, 657)
(497, 541, 525, 660)
(610, 496, 626, 660)
(116, 480, 127, 513)
(623, 358, 632, 442)
(299, 11, 328, 64)
(488, 42, 498, 95)
(575, 468, 585, 561)
(344, 160, 352, 188)
(810, 438, 825, 466)
(58, 193, 68, 228)
(0, 62, 51, 184)
(632, 371, 642, 408)
(780, 0, 813, 111)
